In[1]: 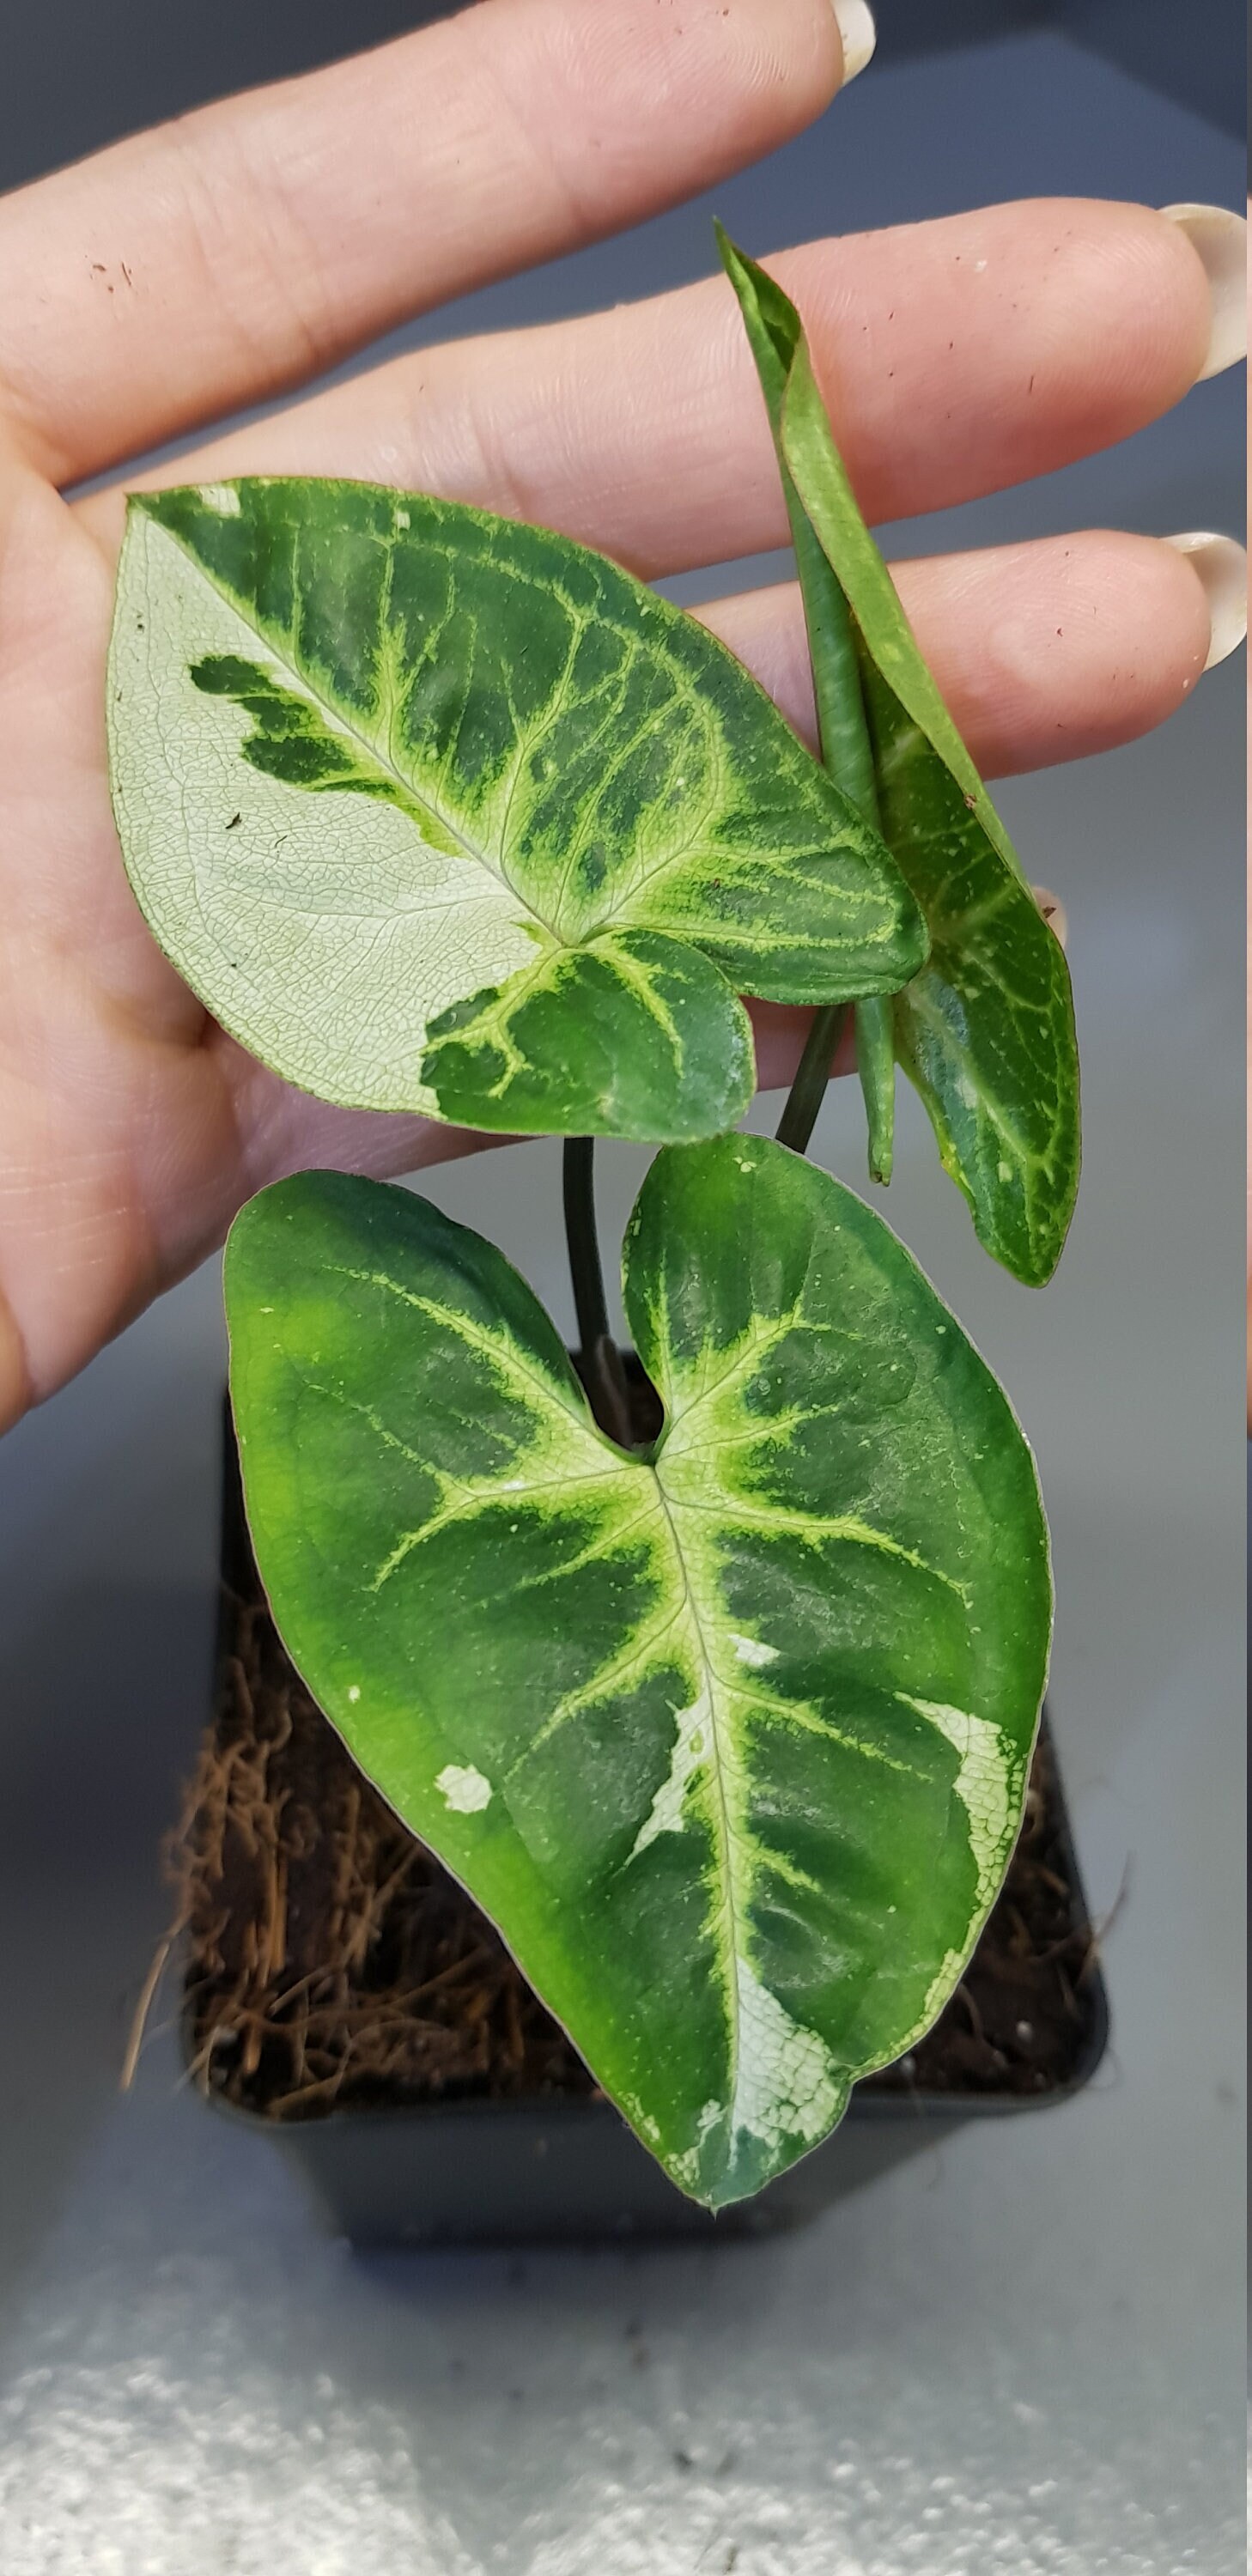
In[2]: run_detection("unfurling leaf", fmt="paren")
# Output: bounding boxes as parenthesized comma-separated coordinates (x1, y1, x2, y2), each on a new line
(107, 478, 926, 1145)
(718, 232, 1080, 1285)
(226, 1139, 1050, 2208)
(713, 222, 895, 1184)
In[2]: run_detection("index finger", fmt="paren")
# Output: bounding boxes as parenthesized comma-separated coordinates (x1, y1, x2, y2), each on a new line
(0, 0, 847, 487)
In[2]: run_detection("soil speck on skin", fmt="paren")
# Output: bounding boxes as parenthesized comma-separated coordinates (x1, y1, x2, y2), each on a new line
(173, 1415, 1106, 2123)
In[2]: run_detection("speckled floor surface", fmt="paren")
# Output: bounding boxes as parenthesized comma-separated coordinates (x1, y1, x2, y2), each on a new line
(0, 21, 1244, 2573)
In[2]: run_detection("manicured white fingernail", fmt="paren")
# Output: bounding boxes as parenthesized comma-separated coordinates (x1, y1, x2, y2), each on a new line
(1159, 204, 1247, 380)
(1033, 889, 1067, 950)
(1164, 532, 1248, 670)
(831, 0, 876, 86)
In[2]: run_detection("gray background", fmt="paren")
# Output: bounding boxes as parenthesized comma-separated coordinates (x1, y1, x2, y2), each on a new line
(0, 4, 1244, 2570)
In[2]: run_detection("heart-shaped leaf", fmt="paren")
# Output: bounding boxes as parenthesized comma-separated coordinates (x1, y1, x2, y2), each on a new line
(226, 1139, 1050, 2207)
(719, 234, 1080, 1284)
(107, 478, 926, 1144)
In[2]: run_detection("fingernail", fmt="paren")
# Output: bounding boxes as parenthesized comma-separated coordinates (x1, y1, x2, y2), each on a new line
(1033, 889, 1067, 950)
(1159, 204, 1247, 380)
(1164, 532, 1248, 670)
(830, 0, 876, 86)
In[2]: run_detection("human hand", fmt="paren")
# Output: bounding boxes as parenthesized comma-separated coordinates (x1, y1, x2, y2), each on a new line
(0, 0, 1243, 1431)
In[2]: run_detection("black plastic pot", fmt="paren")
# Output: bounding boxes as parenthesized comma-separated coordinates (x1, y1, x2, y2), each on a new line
(185, 1406, 1109, 2246)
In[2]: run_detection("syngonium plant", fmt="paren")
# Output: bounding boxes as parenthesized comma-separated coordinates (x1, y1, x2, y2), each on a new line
(106, 234, 1079, 2211)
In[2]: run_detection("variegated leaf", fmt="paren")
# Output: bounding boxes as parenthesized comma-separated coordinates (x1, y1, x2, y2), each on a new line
(106, 478, 926, 1144)
(718, 234, 1080, 1284)
(226, 1139, 1050, 2208)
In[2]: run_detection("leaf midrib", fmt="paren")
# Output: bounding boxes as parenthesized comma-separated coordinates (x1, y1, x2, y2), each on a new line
(646, 1463, 752, 2129)
(147, 511, 553, 940)
(150, 506, 744, 957)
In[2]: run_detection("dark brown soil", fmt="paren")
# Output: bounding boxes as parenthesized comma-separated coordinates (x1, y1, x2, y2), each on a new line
(175, 1411, 1105, 2123)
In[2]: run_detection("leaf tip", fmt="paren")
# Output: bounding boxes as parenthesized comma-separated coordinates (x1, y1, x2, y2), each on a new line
(712, 215, 745, 278)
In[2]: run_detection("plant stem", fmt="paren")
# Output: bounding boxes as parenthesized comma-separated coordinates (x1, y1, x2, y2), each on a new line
(775, 1002, 849, 1155)
(562, 1136, 611, 1350)
(562, 1138, 634, 1449)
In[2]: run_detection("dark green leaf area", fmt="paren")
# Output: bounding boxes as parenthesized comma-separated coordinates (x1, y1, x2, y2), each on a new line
(141, 480, 400, 725)
(855, 648, 1079, 1282)
(227, 1145, 1049, 2207)
(716, 230, 1079, 1284)
(226, 1171, 742, 2183)
(131, 479, 923, 989)
(191, 653, 400, 801)
(855, 993, 896, 1185)
(714, 228, 881, 832)
(421, 930, 753, 1141)
(112, 477, 927, 1138)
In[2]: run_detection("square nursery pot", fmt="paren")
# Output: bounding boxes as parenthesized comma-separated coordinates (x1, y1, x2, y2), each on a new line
(175, 1404, 1109, 2246)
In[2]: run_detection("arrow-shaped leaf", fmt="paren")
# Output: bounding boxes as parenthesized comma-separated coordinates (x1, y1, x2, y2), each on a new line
(226, 1139, 1050, 2207)
(718, 234, 1080, 1284)
(107, 477, 926, 1145)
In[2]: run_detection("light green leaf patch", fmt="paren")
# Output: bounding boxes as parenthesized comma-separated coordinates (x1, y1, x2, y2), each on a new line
(718, 233, 1080, 1283)
(226, 1139, 1051, 2208)
(107, 477, 927, 1145)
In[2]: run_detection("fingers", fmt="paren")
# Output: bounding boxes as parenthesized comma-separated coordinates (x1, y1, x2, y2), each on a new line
(702, 528, 1220, 779)
(0, 0, 842, 486)
(79, 199, 1221, 568)
(750, 999, 855, 1097)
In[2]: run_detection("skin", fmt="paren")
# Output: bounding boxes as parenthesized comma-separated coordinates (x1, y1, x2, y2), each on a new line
(0, 0, 1224, 1432)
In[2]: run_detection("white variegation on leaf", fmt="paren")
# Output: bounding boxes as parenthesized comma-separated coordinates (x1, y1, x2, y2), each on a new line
(107, 478, 927, 1145)
(225, 1137, 1051, 2208)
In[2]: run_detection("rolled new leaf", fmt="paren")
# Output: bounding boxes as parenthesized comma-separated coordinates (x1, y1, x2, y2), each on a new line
(226, 1139, 1051, 2208)
(107, 477, 926, 1146)
(714, 222, 896, 1183)
(718, 234, 1079, 1285)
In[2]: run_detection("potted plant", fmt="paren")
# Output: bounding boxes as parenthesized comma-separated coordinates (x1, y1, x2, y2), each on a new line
(110, 234, 1105, 2238)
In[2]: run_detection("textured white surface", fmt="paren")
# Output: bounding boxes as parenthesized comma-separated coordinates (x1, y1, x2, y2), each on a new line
(0, 27, 1244, 2575)
(896, 1698, 1015, 1905)
(108, 507, 533, 1113)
